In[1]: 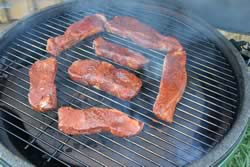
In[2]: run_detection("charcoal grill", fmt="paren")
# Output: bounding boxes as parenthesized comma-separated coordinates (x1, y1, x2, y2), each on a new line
(0, 0, 249, 166)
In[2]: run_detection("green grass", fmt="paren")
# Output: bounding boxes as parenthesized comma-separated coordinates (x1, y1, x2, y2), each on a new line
(225, 124, 250, 167)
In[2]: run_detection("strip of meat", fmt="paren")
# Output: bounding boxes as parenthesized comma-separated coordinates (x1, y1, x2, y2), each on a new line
(153, 50, 187, 123)
(28, 57, 57, 112)
(93, 37, 149, 70)
(105, 16, 182, 52)
(68, 59, 142, 101)
(58, 107, 144, 137)
(47, 14, 107, 56)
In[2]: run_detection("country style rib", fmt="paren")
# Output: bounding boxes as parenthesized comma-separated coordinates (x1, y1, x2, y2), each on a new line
(105, 16, 182, 52)
(47, 14, 107, 56)
(68, 59, 142, 101)
(93, 37, 149, 70)
(28, 57, 57, 112)
(153, 49, 187, 123)
(58, 107, 144, 137)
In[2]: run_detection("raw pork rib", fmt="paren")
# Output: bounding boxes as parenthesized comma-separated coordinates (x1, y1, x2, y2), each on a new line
(58, 107, 144, 137)
(93, 37, 149, 70)
(105, 16, 182, 52)
(28, 57, 57, 112)
(47, 14, 107, 56)
(68, 59, 142, 100)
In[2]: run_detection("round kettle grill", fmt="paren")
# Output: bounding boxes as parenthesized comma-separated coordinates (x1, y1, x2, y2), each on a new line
(0, 0, 249, 166)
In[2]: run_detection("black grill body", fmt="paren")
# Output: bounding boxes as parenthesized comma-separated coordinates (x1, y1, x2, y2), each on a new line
(0, 1, 249, 167)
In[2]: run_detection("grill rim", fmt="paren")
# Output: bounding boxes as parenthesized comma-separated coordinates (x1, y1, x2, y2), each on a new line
(0, 0, 249, 166)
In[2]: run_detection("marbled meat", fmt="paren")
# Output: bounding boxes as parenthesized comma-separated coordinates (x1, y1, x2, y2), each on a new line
(28, 57, 57, 112)
(47, 14, 107, 56)
(58, 107, 144, 137)
(93, 37, 149, 70)
(105, 16, 182, 52)
(68, 59, 142, 101)
(153, 49, 187, 123)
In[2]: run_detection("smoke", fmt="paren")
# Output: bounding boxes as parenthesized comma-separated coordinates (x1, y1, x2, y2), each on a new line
(176, 0, 250, 33)
(106, 0, 250, 33)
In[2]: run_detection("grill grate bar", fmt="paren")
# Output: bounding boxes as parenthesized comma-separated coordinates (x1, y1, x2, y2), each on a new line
(0, 114, 88, 167)
(43, 99, 73, 163)
(12, 32, 233, 134)
(22, 29, 237, 116)
(186, 57, 234, 79)
(178, 102, 231, 125)
(187, 86, 236, 109)
(189, 81, 237, 103)
(0, 61, 14, 73)
(176, 107, 227, 130)
(45, 16, 238, 95)
(24, 121, 54, 150)
(47, 138, 70, 163)
(7, 45, 218, 147)
(2, 60, 193, 166)
(180, 97, 233, 120)
(0, 127, 71, 167)
(174, 114, 224, 136)
(122, 138, 179, 166)
(184, 91, 235, 114)
(1, 55, 210, 155)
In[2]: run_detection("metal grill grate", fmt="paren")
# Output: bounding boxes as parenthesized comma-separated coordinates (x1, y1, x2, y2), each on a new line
(0, 4, 239, 167)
